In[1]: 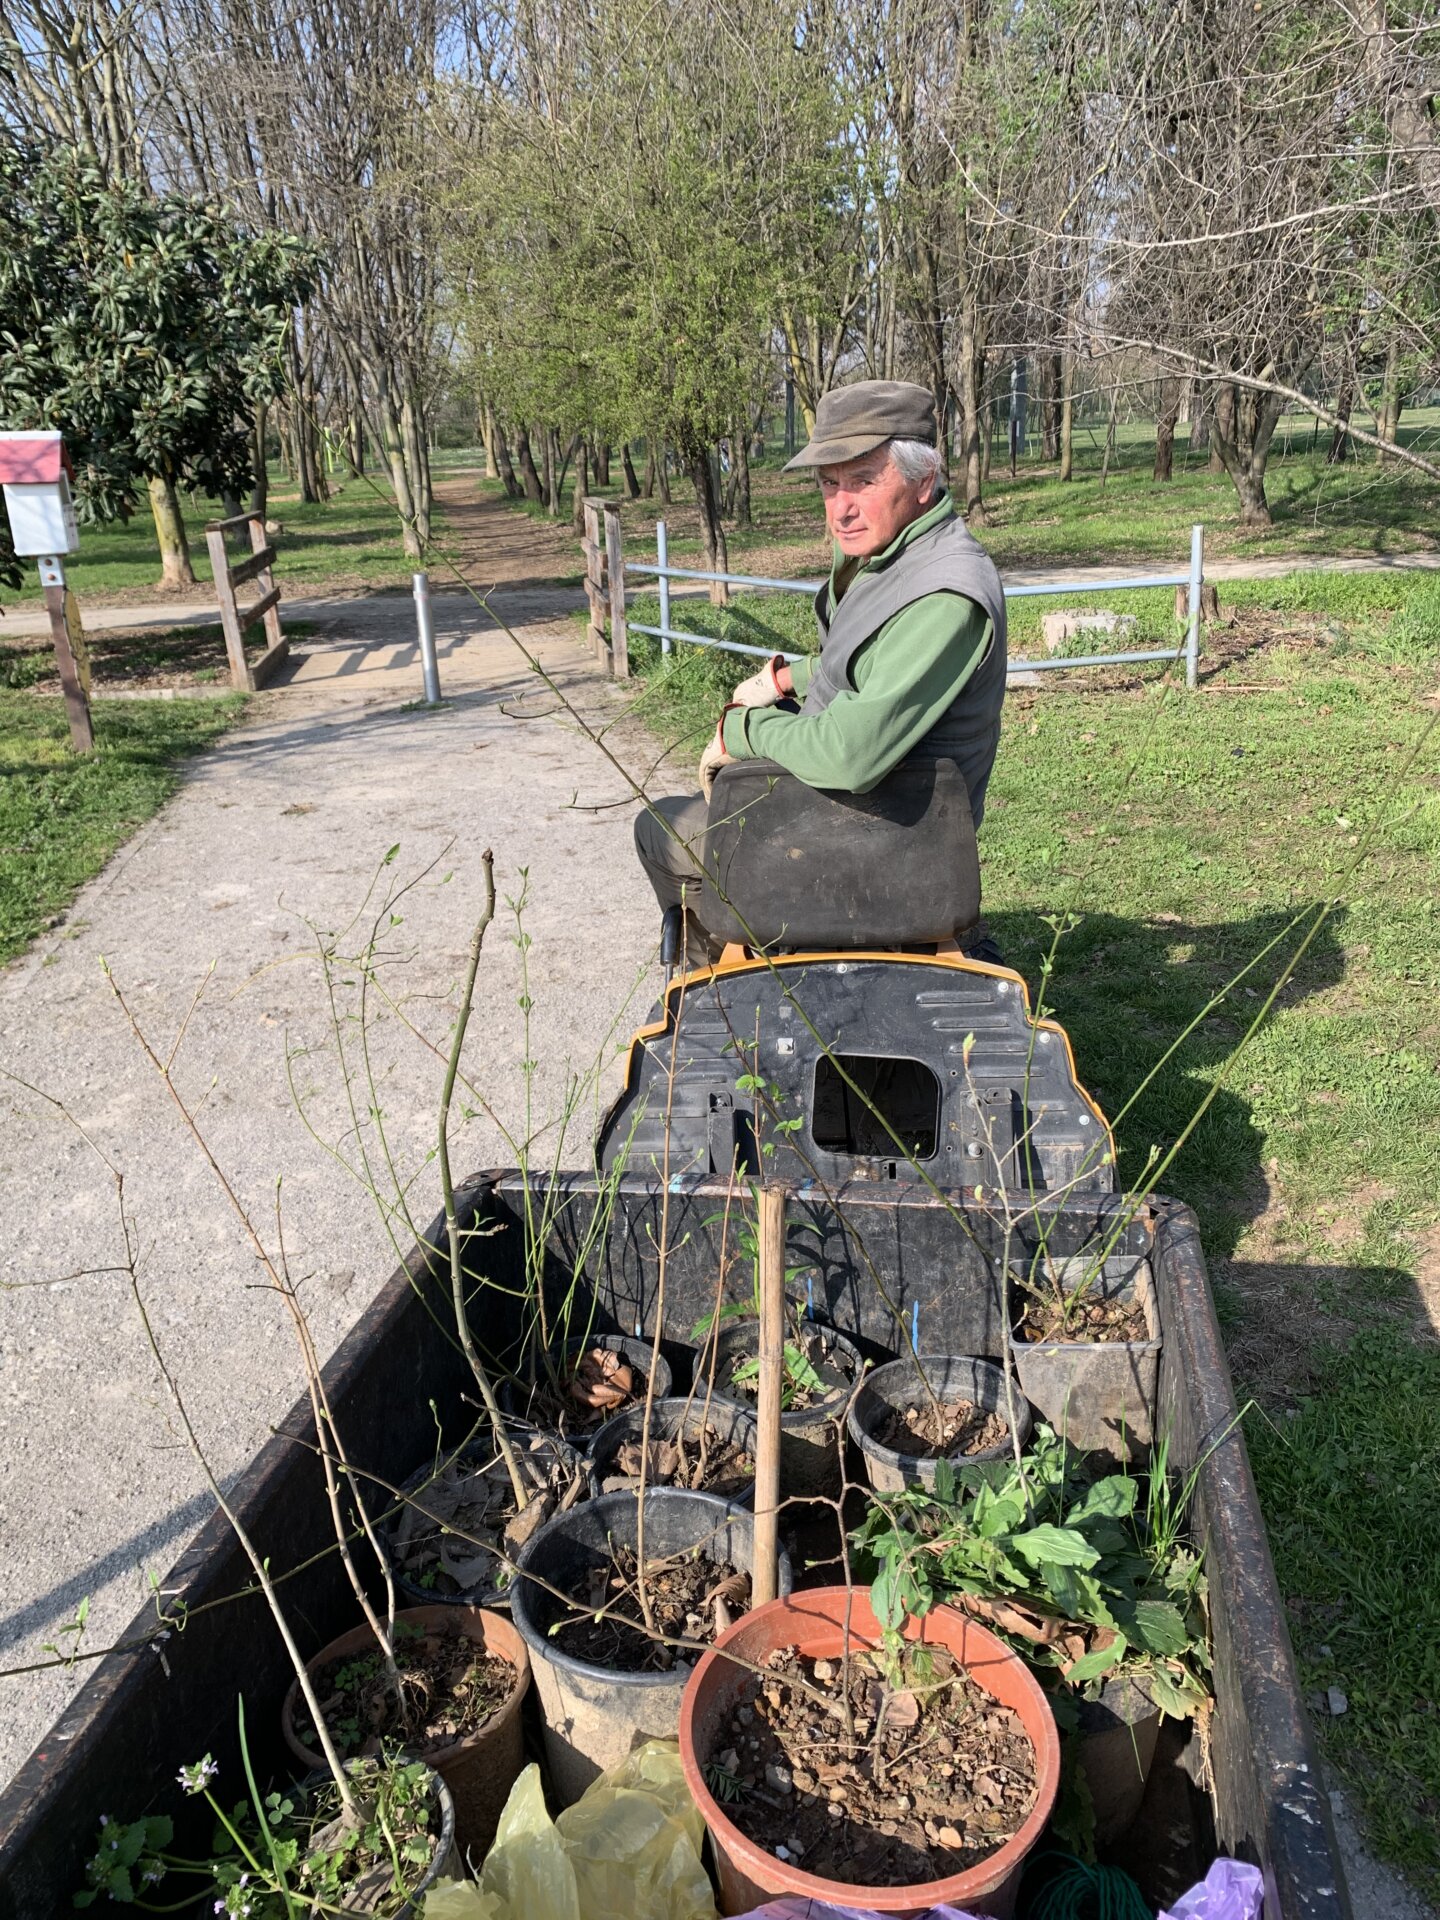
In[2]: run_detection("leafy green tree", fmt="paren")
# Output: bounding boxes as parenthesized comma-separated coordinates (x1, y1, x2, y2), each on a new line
(0, 139, 318, 586)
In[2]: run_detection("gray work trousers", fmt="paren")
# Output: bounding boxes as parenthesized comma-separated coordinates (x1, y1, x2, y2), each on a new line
(633, 793, 721, 963)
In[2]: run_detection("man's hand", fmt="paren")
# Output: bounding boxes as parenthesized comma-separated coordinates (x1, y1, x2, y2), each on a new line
(698, 729, 730, 801)
(730, 653, 793, 708)
(699, 705, 742, 801)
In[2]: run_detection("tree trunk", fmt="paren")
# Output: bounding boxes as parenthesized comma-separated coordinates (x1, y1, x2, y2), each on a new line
(482, 403, 499, 480)
(571, 438, 590, 532)
(657, 445, 672, 506)
(1153, 379, 1182, 481)
(642, 446, 656, 497)
(1210, 382, 1234, 476)
(734, 424, 752, 528)
(956, 295, 986, 523)
(541, 428, 557, 515)
(1210, 383, 1284, 526)
(1059, 356, 1074, 482)
(1190, 383, 1210, 454)
(376, 367, 422, 558)
(622, 443, 642, 499)
(1327, 381, 1358, 463)
(1377, 338, 1405, 463)
(148, 473, 197, 588)
(401, 391, 431, 546)
(1042, 354, 1062, 460)
(514, 426, 544, 503)
(593, 442, 611, 488)
(684, 440, 729, 605)
(493, 421, 520, 498)
(221, 488, 243, 521)
(249, 402, 269, 520)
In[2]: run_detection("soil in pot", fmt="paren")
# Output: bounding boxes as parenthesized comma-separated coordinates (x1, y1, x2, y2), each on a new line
(709, 1641, 1039, 1890)
(1017, 1291, 1148, 1344)
(551, 1541, 754, 1672)
(506, 1333, 674, 1439)
(591, 1396, 757, 1503)
(877, 1397, 1010, 1458)
(291, 1619, 518, 1760)
(293, 1755, 457, 1917)
(391, 1428, 584, 1604)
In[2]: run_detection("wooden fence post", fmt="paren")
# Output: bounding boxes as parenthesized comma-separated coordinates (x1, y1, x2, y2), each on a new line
(581, 499, 609, 665)
(603, 502, 629, 679)
(205, 512, 289, 691)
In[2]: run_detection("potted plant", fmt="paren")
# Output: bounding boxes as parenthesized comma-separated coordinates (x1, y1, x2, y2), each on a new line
(678, 1587, 1060, 1915)
(589, 1394, 759, 1504)
(281, 1605, 530, 1863)
(1010, 1247, 1161, 1459)
(386, 1424, 586, 1607)
(500, 1329, 675, 1440)
(509, 1487, 792, 1804)
(851, 1426, 1211, 1847)
(75, 1716, 457, 1916)
(847, 1353, 1033, 1493)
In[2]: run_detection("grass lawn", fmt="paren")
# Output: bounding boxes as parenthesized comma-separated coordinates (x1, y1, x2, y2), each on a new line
(618, 566, 1440, 1896)
(2, 469, 440, 605)
(0, 690, 246, 964)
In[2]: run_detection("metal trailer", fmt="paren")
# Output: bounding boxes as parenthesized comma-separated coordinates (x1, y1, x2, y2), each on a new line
(0, 954, 1350, 1918)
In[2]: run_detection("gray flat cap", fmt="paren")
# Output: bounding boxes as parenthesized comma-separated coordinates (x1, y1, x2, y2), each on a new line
(784, 379, 938, 470)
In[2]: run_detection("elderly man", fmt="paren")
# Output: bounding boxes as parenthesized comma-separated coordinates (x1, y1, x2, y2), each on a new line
(634, 379, 1007, 964)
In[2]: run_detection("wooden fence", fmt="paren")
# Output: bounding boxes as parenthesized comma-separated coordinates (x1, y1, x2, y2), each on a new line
(204, 511, 289, 691)
(581, 498, 629, 678)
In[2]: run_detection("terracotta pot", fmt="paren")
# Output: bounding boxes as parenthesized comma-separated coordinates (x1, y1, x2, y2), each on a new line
(679, 1588, 1060, 1918)
(282, 1605, 530, 1866)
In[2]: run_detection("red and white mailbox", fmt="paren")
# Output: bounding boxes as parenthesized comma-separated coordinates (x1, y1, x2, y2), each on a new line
(0, 430, 80, 556)
(0, 429, 93, 752)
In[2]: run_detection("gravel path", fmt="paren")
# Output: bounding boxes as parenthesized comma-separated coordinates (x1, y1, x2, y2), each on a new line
(0, 577, 669, 1788)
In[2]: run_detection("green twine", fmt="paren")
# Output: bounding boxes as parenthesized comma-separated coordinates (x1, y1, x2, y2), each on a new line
(1022, 1847, 1154, 1920)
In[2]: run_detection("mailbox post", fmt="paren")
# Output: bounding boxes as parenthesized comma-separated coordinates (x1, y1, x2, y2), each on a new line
(0, 430, 93, 753)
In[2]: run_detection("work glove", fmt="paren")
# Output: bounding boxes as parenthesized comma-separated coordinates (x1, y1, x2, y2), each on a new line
(699, 707, 738, 801)
(730, 653, 793, 708)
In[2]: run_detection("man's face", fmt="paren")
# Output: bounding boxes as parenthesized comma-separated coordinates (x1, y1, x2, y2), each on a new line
(817, 445, 936, 558)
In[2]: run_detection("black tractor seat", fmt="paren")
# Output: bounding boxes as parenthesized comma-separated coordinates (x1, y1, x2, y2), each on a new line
(698, 755, 981, 955)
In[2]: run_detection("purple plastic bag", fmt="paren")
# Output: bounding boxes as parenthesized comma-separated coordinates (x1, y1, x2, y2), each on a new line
(1158, 1857, 1265, 1920)
(728, 1903, 985, 1920)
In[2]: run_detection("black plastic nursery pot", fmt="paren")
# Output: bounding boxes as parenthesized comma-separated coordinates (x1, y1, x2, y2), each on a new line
(588, 1395, 759, 1505)
(848, 1353, 1032, 1494)
(509, 1488, 792, 1806)
(499, 1329, 674, 1438)
(702, 1317, 862, 1497)
(0, 1172, 1350, 1919)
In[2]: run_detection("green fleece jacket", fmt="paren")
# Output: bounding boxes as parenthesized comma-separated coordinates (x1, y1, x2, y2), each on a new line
(719, 492, 991, 793)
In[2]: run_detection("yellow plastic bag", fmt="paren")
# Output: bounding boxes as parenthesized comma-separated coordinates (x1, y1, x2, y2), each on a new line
(425, 1740, 716, 1920)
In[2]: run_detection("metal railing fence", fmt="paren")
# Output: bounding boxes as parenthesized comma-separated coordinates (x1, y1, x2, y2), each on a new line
(625, 520, 1206, 689)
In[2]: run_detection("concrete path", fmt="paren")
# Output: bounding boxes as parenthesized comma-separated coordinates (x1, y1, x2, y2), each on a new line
(0, 583, 668, 1789)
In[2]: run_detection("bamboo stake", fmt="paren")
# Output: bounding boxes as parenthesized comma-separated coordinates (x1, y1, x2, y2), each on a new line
(752, 1183, 786, 1608)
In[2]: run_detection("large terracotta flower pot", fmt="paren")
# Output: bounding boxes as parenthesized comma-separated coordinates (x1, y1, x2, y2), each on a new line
(679, 1588, 1060, 1918)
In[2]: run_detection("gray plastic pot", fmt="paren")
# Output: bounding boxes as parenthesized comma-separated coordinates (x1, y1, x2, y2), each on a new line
(293, 1760, 458, 1915)
(700, 1318, 861, 1497)
(847, 1355, 1032, 1494)
(500, 1332, 674, 1442)
(1010, 1255, 1160, 1461)
(510, 1487, 791, 1806)
(588, 1395, 758, 1507)
(386, 1427, 584, 1609)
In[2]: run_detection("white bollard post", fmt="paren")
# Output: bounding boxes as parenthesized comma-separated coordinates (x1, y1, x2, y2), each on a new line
(412, 570, 442, 705)
(656, 519, 672, 657)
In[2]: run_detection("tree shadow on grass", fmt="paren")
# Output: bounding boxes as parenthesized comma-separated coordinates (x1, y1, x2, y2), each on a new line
(987, 900, 1348, 1263)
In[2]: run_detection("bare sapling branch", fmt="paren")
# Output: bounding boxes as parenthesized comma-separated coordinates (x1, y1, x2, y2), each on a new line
(436, 848, 531, 1512)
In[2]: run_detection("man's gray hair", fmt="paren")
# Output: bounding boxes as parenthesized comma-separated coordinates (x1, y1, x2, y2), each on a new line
(888, 437, 943, 486)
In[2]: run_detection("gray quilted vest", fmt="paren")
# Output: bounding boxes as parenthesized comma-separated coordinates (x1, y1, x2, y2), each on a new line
(801, 503, 1008, 825)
